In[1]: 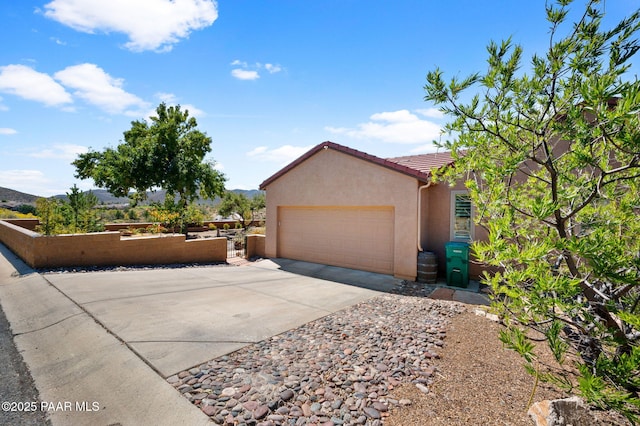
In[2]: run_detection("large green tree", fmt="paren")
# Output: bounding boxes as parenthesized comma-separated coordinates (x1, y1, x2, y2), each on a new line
(425, 0, 640, 419)
(73, 103, 226, 232)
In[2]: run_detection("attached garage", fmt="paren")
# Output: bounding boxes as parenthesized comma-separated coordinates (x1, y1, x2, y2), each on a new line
(259, 141, 446, 280)
(277, 206, 394, 274)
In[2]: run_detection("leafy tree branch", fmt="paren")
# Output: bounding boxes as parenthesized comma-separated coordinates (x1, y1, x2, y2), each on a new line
(425, 0, 640, 419)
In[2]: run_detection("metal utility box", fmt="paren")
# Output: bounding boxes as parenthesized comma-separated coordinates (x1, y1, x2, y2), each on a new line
(445, 242, 469, 288)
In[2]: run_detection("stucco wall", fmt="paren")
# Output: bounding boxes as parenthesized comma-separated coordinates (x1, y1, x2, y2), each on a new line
(423, 181, 487, 279)
(0, 220, 39, 266)
(3, 219, 39, 231)
(246, 234, 266, 259)
(263, 148, 421, 280)
(0, 220, 227, 269)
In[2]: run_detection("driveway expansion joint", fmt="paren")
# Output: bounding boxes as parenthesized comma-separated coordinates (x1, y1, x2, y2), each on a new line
(13, 312, 84, 337)
(39, 273, 168, 377)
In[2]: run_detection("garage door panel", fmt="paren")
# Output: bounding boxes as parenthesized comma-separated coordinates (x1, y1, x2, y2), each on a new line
(278, 207, 394, 275)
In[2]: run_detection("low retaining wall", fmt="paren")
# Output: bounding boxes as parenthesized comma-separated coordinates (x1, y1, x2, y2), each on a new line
(3, 218, 39, 231)
(104, 220, 263, 232)
(246, 234, 265, 259)
(0, 220, 39, 266)
(0, 219, 227, 269)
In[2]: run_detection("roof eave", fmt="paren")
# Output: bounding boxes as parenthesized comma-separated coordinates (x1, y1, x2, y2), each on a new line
(259, 141, 432, 189)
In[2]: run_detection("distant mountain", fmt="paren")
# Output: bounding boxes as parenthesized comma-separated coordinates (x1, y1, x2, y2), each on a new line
(229, 189, 263, 200)
(64, 189, 263, 206)
(0, 186, 263, 208)
(0, 187, 39, 206)
(53, 189, 166, 206)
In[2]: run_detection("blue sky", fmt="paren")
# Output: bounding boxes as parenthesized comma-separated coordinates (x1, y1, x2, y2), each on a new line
(1, 1, 639, 196)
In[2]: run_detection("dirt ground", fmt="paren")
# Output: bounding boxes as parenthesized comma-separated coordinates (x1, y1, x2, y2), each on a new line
(384, 308, 632, 426)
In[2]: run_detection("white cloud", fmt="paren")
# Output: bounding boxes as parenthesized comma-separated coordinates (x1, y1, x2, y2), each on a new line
(247, 145, 313, 164)
(409, 143, 444, 154)
(265, 63, 282, 74)
(230, 61, 283, 80)
(0, 128, 17, 135)
(50, 36, 67, 45)
(0, 170, 51, 194)
(415, 108, 445, 119)
(42, 0, 218, 52)
(231, 69, 260, 81)
(325, 109, 442, 144)
(54, 63, 148, 114)
(29, 144, 88, 160)
(0, 64, 72, 107)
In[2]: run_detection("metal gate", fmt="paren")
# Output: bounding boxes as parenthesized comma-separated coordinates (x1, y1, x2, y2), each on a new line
(227, 233, 246, 259)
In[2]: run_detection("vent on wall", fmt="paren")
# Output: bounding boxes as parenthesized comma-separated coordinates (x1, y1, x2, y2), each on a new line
(453, 193, 472, 240)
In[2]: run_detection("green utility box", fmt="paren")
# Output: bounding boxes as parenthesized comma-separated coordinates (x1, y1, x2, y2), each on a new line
(445, 242, 469, 288)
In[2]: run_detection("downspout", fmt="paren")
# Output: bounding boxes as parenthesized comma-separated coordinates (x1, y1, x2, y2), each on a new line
(417, 181, 433, 252)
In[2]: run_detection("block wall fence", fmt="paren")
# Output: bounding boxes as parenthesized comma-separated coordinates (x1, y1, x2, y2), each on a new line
(0, 219, 265, 269)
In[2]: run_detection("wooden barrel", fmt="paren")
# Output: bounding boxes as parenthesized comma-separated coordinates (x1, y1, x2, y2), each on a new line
(417, 251, 438, 283)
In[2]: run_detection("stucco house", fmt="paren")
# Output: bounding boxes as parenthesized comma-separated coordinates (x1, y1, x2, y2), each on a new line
(259, 141, 486, 281)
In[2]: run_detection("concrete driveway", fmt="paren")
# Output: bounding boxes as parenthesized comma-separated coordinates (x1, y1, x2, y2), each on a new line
(0, 246, 395, 425)
(43, 260, 383, 377)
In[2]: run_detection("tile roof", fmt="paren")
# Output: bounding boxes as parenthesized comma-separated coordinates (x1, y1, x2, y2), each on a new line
(385, 151, 455, 175)
(259, 141, 455, 189)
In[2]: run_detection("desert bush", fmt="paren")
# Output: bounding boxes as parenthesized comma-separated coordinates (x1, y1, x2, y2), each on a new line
(0, 207, 36, 219)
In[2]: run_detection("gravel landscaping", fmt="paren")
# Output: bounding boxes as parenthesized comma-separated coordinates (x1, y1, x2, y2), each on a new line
(168, 294, 464, 425)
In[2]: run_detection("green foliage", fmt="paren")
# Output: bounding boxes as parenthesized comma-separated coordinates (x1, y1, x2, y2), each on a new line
(425, 0, 640, 419)
(66, 184, 100, 233)
(148, 223, 168, 234)
(35, 186, 103, 235)
(184, 204, 205, 226)
(147, 203, 181, 232)
(73, 103, 226, 231)
(35, 197, 64, 235)
(146, 200, 205, 233)
(15, 204, 37, 215)
(217, 191, 265, 229)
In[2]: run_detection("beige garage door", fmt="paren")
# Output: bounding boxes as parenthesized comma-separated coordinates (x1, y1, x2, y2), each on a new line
(278, 206, 394, 274)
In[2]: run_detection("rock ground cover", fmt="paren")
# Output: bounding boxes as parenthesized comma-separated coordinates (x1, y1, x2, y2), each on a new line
(168, 294, 463, 425)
